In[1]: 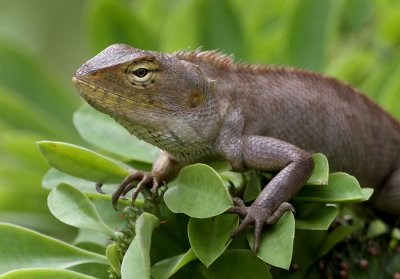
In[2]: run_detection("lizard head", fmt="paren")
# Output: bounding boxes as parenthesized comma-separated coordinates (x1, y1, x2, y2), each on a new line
(73, 44, 220, 159)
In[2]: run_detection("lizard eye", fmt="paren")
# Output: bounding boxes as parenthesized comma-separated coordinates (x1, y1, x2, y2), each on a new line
(134, 68, 148, 78)
(127, 60, 160, 88)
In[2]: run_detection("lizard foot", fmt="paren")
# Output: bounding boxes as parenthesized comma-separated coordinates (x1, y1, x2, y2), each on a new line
(96, 170, 160, 210)
(228, 197, 295, 253)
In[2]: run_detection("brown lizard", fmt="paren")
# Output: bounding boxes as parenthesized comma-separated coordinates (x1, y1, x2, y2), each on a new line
(73, 44, 400, 252)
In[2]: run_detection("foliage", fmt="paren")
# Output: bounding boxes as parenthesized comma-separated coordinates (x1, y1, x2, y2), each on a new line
(1, 0, 400, 278)
(0, 105, 372, 278)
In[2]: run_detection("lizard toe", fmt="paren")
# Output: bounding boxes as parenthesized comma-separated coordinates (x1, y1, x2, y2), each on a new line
(95, 182, 105, 194)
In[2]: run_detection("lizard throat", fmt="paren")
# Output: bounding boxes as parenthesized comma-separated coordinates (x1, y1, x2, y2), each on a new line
(74, 78, 215, 161)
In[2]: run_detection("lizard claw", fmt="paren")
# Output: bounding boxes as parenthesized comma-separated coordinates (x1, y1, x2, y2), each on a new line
(109, 170, 160, 210)
(95, 182, 105, 194)
(228, 198, 295, 253)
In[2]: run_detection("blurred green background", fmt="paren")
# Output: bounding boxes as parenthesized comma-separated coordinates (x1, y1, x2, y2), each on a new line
(1, 0, 400, 239)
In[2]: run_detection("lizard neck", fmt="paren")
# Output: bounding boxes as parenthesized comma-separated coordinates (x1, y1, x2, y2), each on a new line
(117, 118, 216, 162)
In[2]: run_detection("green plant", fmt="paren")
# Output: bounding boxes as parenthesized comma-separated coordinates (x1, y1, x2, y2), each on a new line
(2, 0, 400, 278)
(0, 103, 376, 278)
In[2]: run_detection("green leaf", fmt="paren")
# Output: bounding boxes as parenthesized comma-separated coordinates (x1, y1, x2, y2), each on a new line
(42, 168, 117, 195)
(247, 212, 295, 270)
(68, 263, 109, 279)
(106, 243, 121, 275)
(0, 223, 107, 274)
(361, 188, 374, 200)
(73, 105, 159, 163)
(379, 61, 400, 120)
(47, 184, 116, 237)
(318, 225, 354, 257)
(220, 171, 244, 189)
(243, 171, 262, 202)
(366, 219, 388, 239)
(0, 41, 79, 140)
(121, 213, 159, 279)
(87, 0, 155, 53)
(188, 214, 239, 267)
(0, 88, 64, 138)
(306, 153, 329, 185)
(37, 141, 128, 183)
(204, 160, 232, 173)
(295, 204, 338, 230)
(164, 164, 233, 218)
(201, 0, 245, 59)
(0, 268, 96, 279)
(286, 0, 338, 70)
(160, 0, 201, 51)
(294, 172, 367, 203)
(151, 249, 197, 279)
(161, 0, 246, 58)
(204, 249, 271, 279)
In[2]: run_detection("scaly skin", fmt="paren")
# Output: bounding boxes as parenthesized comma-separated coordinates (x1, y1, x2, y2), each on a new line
(73, 44, 400, 252)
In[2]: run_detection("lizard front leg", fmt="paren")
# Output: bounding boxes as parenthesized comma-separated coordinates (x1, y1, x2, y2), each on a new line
(223, 135, 314, 252)
(98, 151, 186, 209)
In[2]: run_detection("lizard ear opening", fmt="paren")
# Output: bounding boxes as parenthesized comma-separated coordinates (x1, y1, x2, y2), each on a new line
(188, 90, 205, 108)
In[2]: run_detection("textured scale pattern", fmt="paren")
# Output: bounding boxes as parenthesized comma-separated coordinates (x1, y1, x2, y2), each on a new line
(74, 44, 400, 252)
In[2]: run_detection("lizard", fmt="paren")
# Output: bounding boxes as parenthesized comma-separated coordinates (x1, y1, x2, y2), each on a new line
(73, 44, 400, 252)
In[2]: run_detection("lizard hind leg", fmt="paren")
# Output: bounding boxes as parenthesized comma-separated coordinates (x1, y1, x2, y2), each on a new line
(370, 167, 400, 225)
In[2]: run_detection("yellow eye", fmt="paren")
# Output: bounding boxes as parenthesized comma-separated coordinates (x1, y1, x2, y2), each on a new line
(127, 60, 159, 87)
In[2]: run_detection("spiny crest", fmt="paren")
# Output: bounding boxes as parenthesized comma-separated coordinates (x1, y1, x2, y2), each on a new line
(174, 48, 274, 73)
(174, 48, 234, 69)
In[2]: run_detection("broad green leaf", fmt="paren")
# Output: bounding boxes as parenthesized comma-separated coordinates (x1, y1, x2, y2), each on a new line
(160, 0, 200, 51)
(42, 169, 133, 208)
(188, 214, 238, 267)
(48, 184, 116, 237)
(286, 0, 337, 71)
(121, 213, 159, 279)
(151, 249, 197, 279)
(0, 268, 96, 279)
(42, 168, 117, 195)
(318, 225, 354, 257)
(0, 223, 107, 274)
(68, 263, 109, 279)
(205, 249, 271, 279)
(106, 243, 121, 275)
(243, 171, 261, 202)
(0, 130, 48, 173)
(87, 0, 155, 53)
(361, 188, 374, 200)
(379, 61, 400, 120)
(205, 160, 232, 173)
(73, 105, 159, 163)
(294, 172, 367, 203)
(200, 0, 245, 59)
(247, 212, 295, 270)
(164, 164, 233, 218)
(306, 153, 329, 185)
(0, 41, 79, 140)
(220, 171, 244, 189)
(341, 0, 372, 31)
(366, 219, 388, 239)
(73, 230, 110, 249)
(37, 141, 128, 183)
(295, 204, 338, 230)
(0, 88, 63, 138)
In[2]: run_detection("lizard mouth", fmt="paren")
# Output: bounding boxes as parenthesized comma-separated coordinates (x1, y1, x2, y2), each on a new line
(72, 76, 137, 103)
(72, 77, 172, 113)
